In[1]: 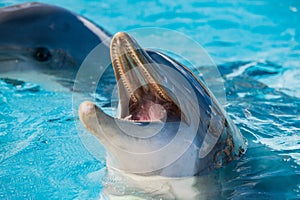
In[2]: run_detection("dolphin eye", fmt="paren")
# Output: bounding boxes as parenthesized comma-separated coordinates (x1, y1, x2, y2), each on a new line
(34, 47, 52, 62)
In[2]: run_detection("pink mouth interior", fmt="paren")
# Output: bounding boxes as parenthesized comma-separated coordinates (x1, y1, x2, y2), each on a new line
(128, 100, 167, 122)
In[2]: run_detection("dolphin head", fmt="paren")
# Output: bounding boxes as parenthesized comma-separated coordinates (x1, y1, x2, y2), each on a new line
(0, 2, 110, 73)
(79, 32, 247, 177)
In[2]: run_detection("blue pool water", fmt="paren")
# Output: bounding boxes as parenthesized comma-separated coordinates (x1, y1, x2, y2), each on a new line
(1, 0, 300, 199)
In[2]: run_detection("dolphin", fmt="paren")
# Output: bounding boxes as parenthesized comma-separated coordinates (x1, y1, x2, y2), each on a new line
(79, 32, 247, 177)
(0, 2, 111, 76)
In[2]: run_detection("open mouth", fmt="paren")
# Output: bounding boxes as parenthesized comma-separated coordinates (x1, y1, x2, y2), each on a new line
(110, 32, 183, 122)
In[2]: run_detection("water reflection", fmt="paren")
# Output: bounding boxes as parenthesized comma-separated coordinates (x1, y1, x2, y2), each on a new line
(100, 169, 221, 200)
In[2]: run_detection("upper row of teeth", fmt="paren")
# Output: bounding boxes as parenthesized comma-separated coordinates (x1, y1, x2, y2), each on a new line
(115, 36, 172, 102)
(111, 40, 138, 103)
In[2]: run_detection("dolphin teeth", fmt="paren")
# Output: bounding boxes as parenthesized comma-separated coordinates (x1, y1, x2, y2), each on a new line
(110, 32, 184, 122)
(111, 35, 138, 103)
(110, 32, 172, 103)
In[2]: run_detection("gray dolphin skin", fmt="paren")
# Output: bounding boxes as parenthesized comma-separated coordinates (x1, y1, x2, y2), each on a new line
(0, 2, 111, 74)
(79, 32, 247, 177)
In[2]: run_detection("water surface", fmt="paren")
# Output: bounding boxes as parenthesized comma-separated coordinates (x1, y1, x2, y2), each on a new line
(0, 0, 299, 199)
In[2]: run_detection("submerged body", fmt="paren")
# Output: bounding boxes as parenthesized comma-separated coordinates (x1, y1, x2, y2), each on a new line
(79, 32, 247, 177)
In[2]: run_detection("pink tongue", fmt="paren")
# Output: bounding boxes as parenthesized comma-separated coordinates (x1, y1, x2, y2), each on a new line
(134, 101, 167, 121)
